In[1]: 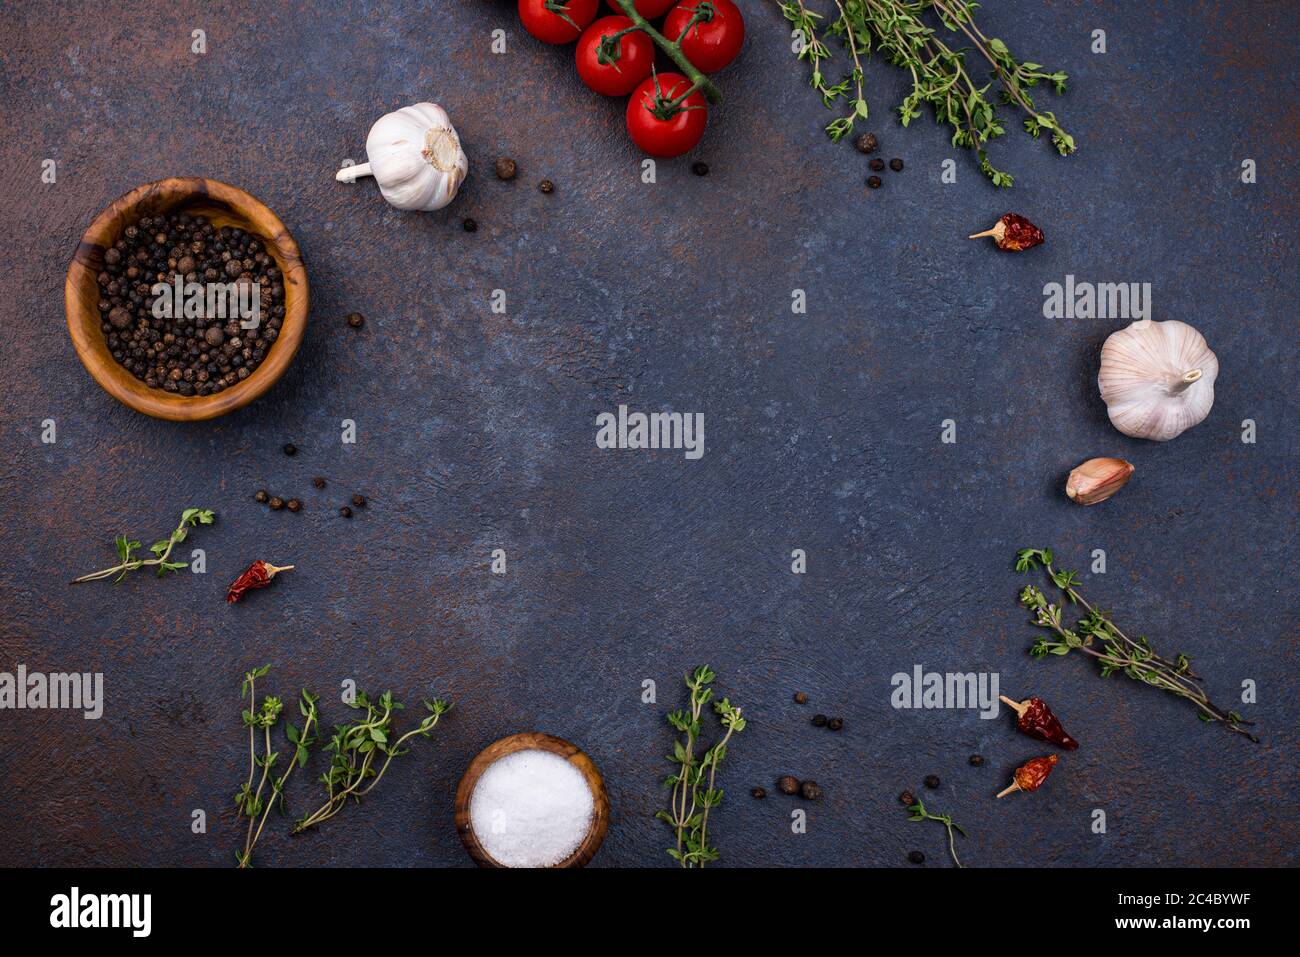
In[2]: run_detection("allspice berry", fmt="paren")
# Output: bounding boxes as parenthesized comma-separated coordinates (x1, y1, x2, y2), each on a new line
(254, 490, 269, 504)
(751, 786, 767, 799)
(854, 132, 879, 154)
(794, 691, 808, 704)
(827, 717, 844, 731)
(339, 506, 352, 518)
(538, 179, 555, 194)
(494, 157, 517, 180)
(286, 499, 301, 513)
(924, 775, 941, 789)
(800, 780, 822, 801)
(908, 850, 925, 864)
(812, 713, 828, 727)
(351, 494, 366, 508)
(777, 775, 801, 795)
(268, 496, 284, 511)
(346, 312, 365, 329)
(969, 754, 984, 767)
(899, 790, 916, 806)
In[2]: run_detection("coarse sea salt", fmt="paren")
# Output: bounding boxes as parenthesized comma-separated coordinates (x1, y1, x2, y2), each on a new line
(469, 748, 595, 868)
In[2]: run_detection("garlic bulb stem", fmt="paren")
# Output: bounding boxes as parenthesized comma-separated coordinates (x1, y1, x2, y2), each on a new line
(336, 163, 373, 183)
(1171, 369, 1202, 392)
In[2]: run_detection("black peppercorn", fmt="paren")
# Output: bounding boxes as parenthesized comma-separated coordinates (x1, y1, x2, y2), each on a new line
(254, 490, 269, 504)
(908, 850, 925, 864)
(351, 494, 366, 508)
(494, 157, 518, 181)
(794, 691, 808, 705)
(827, 716, 844, 731)
(800, 780, 822, 801)
(899, 790, 916, 806)
(777, 775, 801, 795)
(462, 218, 478, 233)
(869, 157, 885, 172)
(346, 312, 365, 329)
(339, 506, 352, 518)
(313, 477, 327, 489)
(889, 158, 904, 171)
(286, 499, 301, 513)
(854, 132, 879, 154)
(751, 786, 767, 799)
(969, 754, 984, 767)
(538, 179, 554, 194)
(867, 175, 882, 189)
(282, 443, 297, 456)
(812, 713, 828, 727)
(268, 496, 284, 511)
(691, 161, 709, 176)
(924, 775, 941, 789)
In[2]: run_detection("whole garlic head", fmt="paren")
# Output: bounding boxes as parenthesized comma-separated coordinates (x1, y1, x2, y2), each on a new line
(335, 103, 468, 211)
(1098, 319, 1218, 441)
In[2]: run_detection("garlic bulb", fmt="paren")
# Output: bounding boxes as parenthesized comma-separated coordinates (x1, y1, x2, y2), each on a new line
(1098, 319, 1218, 441)
(336, 103, 467, 211)
(1066, 457, 1134, 505)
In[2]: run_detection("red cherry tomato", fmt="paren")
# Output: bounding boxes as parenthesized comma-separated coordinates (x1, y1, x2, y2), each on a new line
(664, 0, 744, 73)
(576, 17, 656, 96)
(519, 0, 599, 45)
(625, 72, 707, 157)
(604, 0, 676, 17)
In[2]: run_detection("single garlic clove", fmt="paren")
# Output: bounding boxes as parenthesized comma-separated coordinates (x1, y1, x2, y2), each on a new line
(1066, 457, 1135, 505)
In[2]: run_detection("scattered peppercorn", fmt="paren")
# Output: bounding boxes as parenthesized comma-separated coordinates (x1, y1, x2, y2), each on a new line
(867, 175, 882, 189)
(827, 717, 844, 731)
(924, 775, 941, 789)
(268, 497, 284, 511)
(351, 494, 366, 508)
(462, 218, 478, 233)
(800, 780, 822, 801)
(282, 443, 297, 456)
(854, 132, 879, 154)
(889, 158, 904, 171)
(969, 754, 984, 767)
(254, 490, 269, 503)
(812, 713, 828, 727)
(691, 161, 709, 176)
(794, 691, 808, 704)
(286, 499, 301, 513)
(869, 157, 885, 172)
(899, 790, 916, 806)
(751, 786, 767, 799)
(777, 775, 801, 795)
(312, 477, 326, 489)
(908, 850, 925, 864)
(494, 157, 517, 181)
(346, 312, 365, 329)
(339, 506, 352, 518)
(538, 179, 554, 194)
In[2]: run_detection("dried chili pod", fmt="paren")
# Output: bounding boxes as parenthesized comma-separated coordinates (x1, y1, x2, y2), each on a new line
(996, 754, 1059, 798)
(969, 213, 1044, 251)
(226, 560, 294, 603)
(1000, 695, 1079, 750)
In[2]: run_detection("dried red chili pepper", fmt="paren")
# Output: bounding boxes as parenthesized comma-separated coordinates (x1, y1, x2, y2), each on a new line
(226, 560, 294, 603)
(997, 754, 1059, 798)
(968, 213, 1044, 251)
(1000, 695, 1079, 750)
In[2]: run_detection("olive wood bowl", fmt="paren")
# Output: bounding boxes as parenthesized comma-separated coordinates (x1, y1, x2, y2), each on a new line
(454, 732, 610, 868)
(65, 177, 307, 421)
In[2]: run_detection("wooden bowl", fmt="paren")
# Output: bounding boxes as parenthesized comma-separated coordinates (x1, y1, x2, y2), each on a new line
(454, 732, 610, 868)
(65, 177, 307, 421)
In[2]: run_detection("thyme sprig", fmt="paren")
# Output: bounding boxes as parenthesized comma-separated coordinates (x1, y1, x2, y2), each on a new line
(656, 665, 745, 867)
(235, 665, 319, 868)
(292, 690, 451, 834)
(907, 798, 967, 867)
(71, 508, 215, 583)
(1015, 548, 1257, 743)
(775, 0, 1075, 186)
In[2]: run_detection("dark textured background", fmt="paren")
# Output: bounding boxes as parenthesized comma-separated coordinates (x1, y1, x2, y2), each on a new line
(0, 0, 1295, 868)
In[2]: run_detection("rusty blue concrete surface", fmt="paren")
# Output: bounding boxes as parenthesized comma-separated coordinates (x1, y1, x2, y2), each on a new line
(0, 0, 1295, 867)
